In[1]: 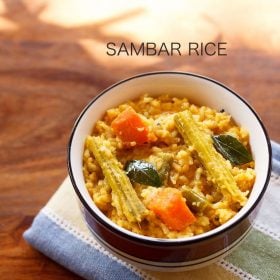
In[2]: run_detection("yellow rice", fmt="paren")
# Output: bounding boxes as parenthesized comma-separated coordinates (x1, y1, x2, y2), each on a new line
(83, 94, 255, 238)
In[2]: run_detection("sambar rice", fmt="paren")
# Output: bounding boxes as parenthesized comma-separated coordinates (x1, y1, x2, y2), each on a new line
(83, 94, 255, 239)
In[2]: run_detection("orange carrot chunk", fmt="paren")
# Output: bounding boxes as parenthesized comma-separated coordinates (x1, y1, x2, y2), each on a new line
(111, 107, 150, 145)
(148, 188, 196, 231)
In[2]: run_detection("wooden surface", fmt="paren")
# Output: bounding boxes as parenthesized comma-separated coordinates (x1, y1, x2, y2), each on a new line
(0, 1, 279, 279)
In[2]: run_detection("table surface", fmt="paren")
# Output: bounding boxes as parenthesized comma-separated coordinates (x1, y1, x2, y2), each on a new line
(0, 1, 279, 279)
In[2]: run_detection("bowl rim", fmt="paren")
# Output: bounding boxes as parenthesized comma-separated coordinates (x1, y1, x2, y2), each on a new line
(67, 71, 272, 246)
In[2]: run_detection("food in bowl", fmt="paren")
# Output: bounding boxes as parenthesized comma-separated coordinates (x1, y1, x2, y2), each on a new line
(83, 94, 255, 239)
(69, 72, 271, 270)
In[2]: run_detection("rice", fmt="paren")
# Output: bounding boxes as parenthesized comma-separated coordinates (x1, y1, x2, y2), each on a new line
(83, 94, 255, 239)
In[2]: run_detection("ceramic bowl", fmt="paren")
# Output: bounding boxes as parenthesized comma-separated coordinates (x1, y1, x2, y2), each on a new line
(68, 72, 271, 271)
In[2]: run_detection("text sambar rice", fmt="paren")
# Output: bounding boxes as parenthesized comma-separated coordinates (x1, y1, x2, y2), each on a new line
(83, 94, 255, 239)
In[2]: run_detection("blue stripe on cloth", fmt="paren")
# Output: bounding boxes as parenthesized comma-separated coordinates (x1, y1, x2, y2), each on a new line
(23, 212, 143, 280)
(272, 141, 280, 174)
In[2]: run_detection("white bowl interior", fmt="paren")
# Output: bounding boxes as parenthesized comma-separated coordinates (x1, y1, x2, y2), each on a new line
(69, 73, 270, 241)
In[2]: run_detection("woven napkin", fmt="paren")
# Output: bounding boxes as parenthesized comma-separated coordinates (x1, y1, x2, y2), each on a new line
(24, 141, 280, 280)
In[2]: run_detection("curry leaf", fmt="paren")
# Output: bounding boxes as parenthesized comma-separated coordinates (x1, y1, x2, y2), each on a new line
(125, 160, 162, 187)
(212, 134, 253, 165)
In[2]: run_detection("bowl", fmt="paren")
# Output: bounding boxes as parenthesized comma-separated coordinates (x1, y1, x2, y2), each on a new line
(68, 71, 271, 271)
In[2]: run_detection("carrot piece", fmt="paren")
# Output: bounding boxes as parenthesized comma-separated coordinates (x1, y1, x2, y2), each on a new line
(111, 107, 150, 145)
(148, 188, 196, 231)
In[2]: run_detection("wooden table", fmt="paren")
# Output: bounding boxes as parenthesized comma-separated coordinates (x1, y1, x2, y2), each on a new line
(0, 1, 279, 279)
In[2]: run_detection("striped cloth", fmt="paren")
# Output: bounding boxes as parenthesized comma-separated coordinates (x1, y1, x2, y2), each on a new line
(24, 141, 280, 280)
